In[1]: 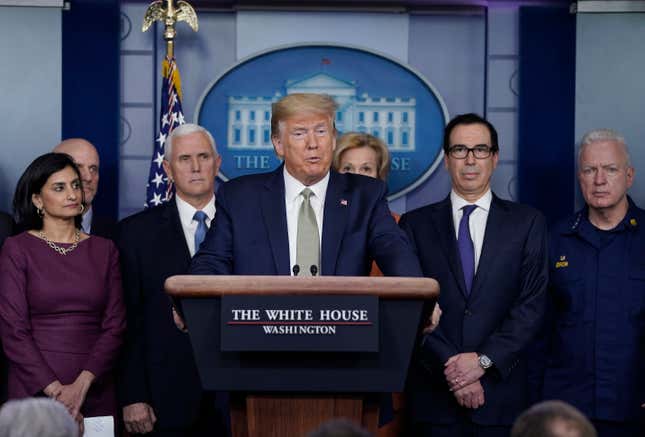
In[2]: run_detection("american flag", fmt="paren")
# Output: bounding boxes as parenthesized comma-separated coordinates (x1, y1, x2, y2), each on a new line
(145, 56, 186, 207)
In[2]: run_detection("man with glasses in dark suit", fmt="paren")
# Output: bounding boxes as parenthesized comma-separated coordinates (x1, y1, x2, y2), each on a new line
(400, 113, 548, 437)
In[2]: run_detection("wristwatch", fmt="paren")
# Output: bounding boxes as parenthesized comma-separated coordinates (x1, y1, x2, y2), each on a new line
(478, 354, 493, 370)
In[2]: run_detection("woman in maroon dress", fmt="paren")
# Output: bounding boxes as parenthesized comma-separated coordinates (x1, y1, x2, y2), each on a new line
(0, 153, 125, 423)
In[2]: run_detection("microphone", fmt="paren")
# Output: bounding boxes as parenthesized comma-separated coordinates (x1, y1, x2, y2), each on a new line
(292, 264, 300, 276)
(310, 265, 318, 276)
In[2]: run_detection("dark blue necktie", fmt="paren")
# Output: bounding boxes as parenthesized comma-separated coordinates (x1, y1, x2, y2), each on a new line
(458, 205, 477, 295)
(193, 210, 208, 254)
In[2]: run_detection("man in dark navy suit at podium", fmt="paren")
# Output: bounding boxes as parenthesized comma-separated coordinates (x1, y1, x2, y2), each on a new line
(190, 93, 422, 279)
(400, 114, 548, 437)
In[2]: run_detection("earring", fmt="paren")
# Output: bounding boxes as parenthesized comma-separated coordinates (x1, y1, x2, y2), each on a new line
(79, 204, 85, 214)
(37, 206, 44, 217)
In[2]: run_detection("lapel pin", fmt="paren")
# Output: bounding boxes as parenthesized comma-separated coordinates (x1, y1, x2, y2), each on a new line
(340, 199, 348, 206)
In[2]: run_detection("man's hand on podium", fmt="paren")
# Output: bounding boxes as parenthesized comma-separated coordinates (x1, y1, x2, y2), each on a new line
(422, 304, 442, 335)
(123, 402, 157, 434)
(172, 306, 188, 333)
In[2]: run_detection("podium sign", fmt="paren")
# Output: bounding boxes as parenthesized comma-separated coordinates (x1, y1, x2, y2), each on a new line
(221, 295, 379, 352)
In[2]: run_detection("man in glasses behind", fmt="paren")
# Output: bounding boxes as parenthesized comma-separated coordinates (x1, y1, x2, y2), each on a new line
(399, 113, 548, 436)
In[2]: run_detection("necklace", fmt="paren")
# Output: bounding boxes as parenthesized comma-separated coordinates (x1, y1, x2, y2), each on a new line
(38, 229, 81, 255)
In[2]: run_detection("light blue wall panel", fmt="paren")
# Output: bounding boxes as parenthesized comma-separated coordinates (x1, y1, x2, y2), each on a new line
(406, 12, 486, 210)
(163, 12, 237, 124)
(236, 11, 410, 62)
(575, 12, 645, 208)
(119, 2, 157, 217)
(487, 59, 518, 109)
(491, 162, 518, 202)
(0, 6, 61, 211)
(119, 159, 150, 215)
(121, 54, 155, 104)
(488, 6, 519, 55)
(487, 6, 519, 201)
(121, 106, 155, 158)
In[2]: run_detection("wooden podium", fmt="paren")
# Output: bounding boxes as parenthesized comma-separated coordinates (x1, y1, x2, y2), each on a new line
(166, 275, 439, 437)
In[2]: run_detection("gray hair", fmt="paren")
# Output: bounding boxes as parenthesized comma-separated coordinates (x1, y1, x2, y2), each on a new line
(165, 123, 218, 160)
(578, 128, 631, 168)
(511, 400, 596, 437)
(0, 398, 78, 437)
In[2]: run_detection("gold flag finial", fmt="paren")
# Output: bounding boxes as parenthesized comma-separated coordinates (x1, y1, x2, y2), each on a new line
(142, 0, 198, 59)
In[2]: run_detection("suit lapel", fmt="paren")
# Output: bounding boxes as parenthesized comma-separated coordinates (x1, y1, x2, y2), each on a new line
(321, 171, 348, 275)
(260, 167, 290, 275)
(431, 197, 469, 298)
(470, 195, 506, 300)
(162, 199, 191, 265)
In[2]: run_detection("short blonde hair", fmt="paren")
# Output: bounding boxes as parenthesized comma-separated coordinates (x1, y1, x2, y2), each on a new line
(333, 132, 391, 181)
(271, 93, 338, 138)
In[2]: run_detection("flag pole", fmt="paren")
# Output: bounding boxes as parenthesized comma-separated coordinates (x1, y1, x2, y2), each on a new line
(141, 0, 198, 207)
(142, 0, 199, 59)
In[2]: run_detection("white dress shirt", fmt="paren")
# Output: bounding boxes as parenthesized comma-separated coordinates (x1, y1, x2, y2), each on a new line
(450, 189, 492, 272)
(175, 194, 216, 257)
(284, 167, 329, 275)
(81, 206, 93, 234)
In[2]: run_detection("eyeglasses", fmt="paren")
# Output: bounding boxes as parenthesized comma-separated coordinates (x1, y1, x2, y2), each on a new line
(448, 144, 494, 159)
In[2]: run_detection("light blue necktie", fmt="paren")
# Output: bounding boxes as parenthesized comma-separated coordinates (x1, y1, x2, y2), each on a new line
(193, 210, 208, 254)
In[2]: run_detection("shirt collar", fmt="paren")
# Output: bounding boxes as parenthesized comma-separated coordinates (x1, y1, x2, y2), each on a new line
(567, 195, 639, 235)
(450, 189, 492, 213)
(283, 167, 330, 203)
(82, 205, 93, 233)
(175, 193, 216, 224)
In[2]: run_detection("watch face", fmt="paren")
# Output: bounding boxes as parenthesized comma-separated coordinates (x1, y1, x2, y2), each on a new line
(479, 355, 492, 369)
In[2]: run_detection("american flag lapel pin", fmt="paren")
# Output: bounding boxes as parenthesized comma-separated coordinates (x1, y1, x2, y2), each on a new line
(340, 199, 348, 206)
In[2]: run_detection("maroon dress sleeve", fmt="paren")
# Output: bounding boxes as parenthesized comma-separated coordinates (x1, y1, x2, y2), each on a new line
(0, 238, 58, 394)
(83, 241, 126, 379)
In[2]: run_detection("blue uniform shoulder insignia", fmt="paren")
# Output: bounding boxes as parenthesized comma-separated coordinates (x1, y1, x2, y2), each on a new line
(555, 255, 569, 269)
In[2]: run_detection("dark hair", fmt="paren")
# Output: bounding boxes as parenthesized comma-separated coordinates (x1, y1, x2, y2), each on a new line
(13, 153, 84, 230)
(442, 113, 499, 154)
(511, 401, 597, 437)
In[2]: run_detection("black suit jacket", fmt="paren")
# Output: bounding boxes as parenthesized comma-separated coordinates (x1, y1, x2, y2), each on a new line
(116, 200, 203, 429)
(0, 212, 13, 404)
(91, 214, 116, 240)
(400, 194, 548, 426)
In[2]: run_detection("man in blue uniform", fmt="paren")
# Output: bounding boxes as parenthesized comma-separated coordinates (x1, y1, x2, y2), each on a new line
(536, 128, 645, 436)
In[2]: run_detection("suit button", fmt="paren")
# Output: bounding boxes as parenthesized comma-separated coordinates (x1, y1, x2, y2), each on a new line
(464, 309, 472, 316)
